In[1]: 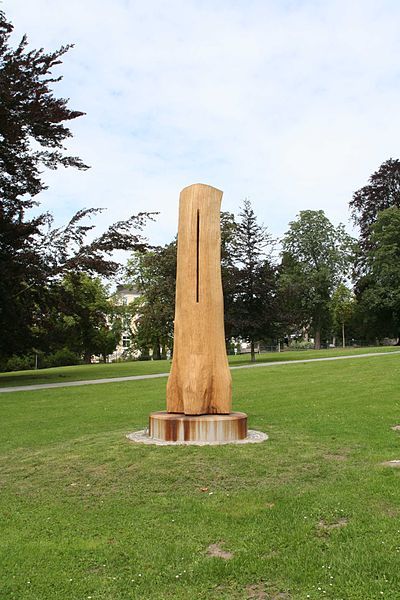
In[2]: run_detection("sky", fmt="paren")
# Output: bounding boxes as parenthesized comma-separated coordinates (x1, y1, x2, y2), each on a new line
(4, 0, 400, 249)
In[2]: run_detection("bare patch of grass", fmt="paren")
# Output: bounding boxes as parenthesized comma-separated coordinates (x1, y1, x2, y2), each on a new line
(379, 502, 400, 518)
(206, 542, 233, 560)
(246, 583, 267, 599)
(322, 452, 348, 461)
(317, 517, 348, 534)
(246, 583, 290, 600)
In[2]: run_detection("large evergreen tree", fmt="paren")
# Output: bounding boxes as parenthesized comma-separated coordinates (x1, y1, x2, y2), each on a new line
(230, 199, 277, 362)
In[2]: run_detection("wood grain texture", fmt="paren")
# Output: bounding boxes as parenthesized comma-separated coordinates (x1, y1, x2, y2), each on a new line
(149, 412, 247, 442)
(166, 183, 232, 415)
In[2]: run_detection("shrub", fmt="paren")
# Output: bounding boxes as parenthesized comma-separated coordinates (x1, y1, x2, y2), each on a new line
(3, 354, 35, 372)
(289, 340, 315, 350)
(44, 348, 81, 368)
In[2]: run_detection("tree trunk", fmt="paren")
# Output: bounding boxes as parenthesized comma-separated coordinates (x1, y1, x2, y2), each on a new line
(84, 351, 92, 364)
(342, 322, 345, 348)
(395, 333, 400, 346)
(250, 340, 256, 362)
(332, 335, 336, 347)
(315, 329, 321, 350)
(152, 343, 161, 360)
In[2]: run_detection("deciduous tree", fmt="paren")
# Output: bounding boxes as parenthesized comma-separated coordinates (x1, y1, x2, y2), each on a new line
(0, 10, 153, 360)
(330, 283, 356, 347)
(39, 273, 122, 363)
(280, 210, 354, 349)
(355, 207, 400, 344)
(350, 158, 400, 255)
(126, 242, 177, 359)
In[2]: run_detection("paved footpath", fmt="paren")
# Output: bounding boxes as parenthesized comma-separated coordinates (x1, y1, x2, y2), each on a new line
(0, 350, 399, 394)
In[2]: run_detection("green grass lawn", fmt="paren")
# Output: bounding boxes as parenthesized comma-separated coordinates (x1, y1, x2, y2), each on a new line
(0, 353, 400, 599)
(0, 345, 398, 388)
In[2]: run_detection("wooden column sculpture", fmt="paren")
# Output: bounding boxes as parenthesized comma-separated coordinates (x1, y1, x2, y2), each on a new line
(167, 183, 231, 415)
(149, 184, 247, 443)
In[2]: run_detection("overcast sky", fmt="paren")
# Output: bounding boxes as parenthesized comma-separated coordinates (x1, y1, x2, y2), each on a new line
(4, 0, 400, 248)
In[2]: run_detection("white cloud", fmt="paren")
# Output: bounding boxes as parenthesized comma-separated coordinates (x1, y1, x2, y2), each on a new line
(4, 0, 400, 248)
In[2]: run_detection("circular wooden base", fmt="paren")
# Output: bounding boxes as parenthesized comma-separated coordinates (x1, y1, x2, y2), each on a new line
(149, 411, 247, 443)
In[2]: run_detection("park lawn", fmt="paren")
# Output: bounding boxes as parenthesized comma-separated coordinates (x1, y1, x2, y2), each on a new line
(0, 345, 398, 388)
(0, 354, 400, 599)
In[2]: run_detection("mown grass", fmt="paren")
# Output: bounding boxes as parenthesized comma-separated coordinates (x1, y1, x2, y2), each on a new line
(0, 353, 400, 599)
(0, 346, 398, 388)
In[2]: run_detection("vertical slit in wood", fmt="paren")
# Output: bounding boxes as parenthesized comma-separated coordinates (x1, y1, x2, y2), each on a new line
(196, 209, 200, 303)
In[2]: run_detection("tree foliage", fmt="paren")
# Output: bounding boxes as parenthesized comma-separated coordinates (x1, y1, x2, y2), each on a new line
(220, 211, 239, 344)
(354, 207, 400, 343)
(330, 283, 356, 347)
(47, 273, 122, 363)
(280, 210, 354, 348)
(0, 10, 154, 360)
(0, 10, 88, 210)
(126, 242, 177, 359)
(350, 158, 400, 251)
(228, 199, 277, 361)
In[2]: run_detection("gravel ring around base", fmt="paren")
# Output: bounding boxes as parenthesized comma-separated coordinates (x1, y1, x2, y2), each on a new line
(126, 429, 268, 446)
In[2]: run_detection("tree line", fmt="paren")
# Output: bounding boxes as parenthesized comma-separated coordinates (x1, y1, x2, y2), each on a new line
(1, 9, 400, 370)
(128, 167, 400, 363)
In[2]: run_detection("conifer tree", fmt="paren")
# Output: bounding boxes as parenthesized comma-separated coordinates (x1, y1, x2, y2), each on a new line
(230, 199, 277, 362)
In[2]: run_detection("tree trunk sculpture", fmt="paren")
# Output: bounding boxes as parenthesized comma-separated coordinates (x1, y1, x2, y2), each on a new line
(166, 184, 232, 415)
